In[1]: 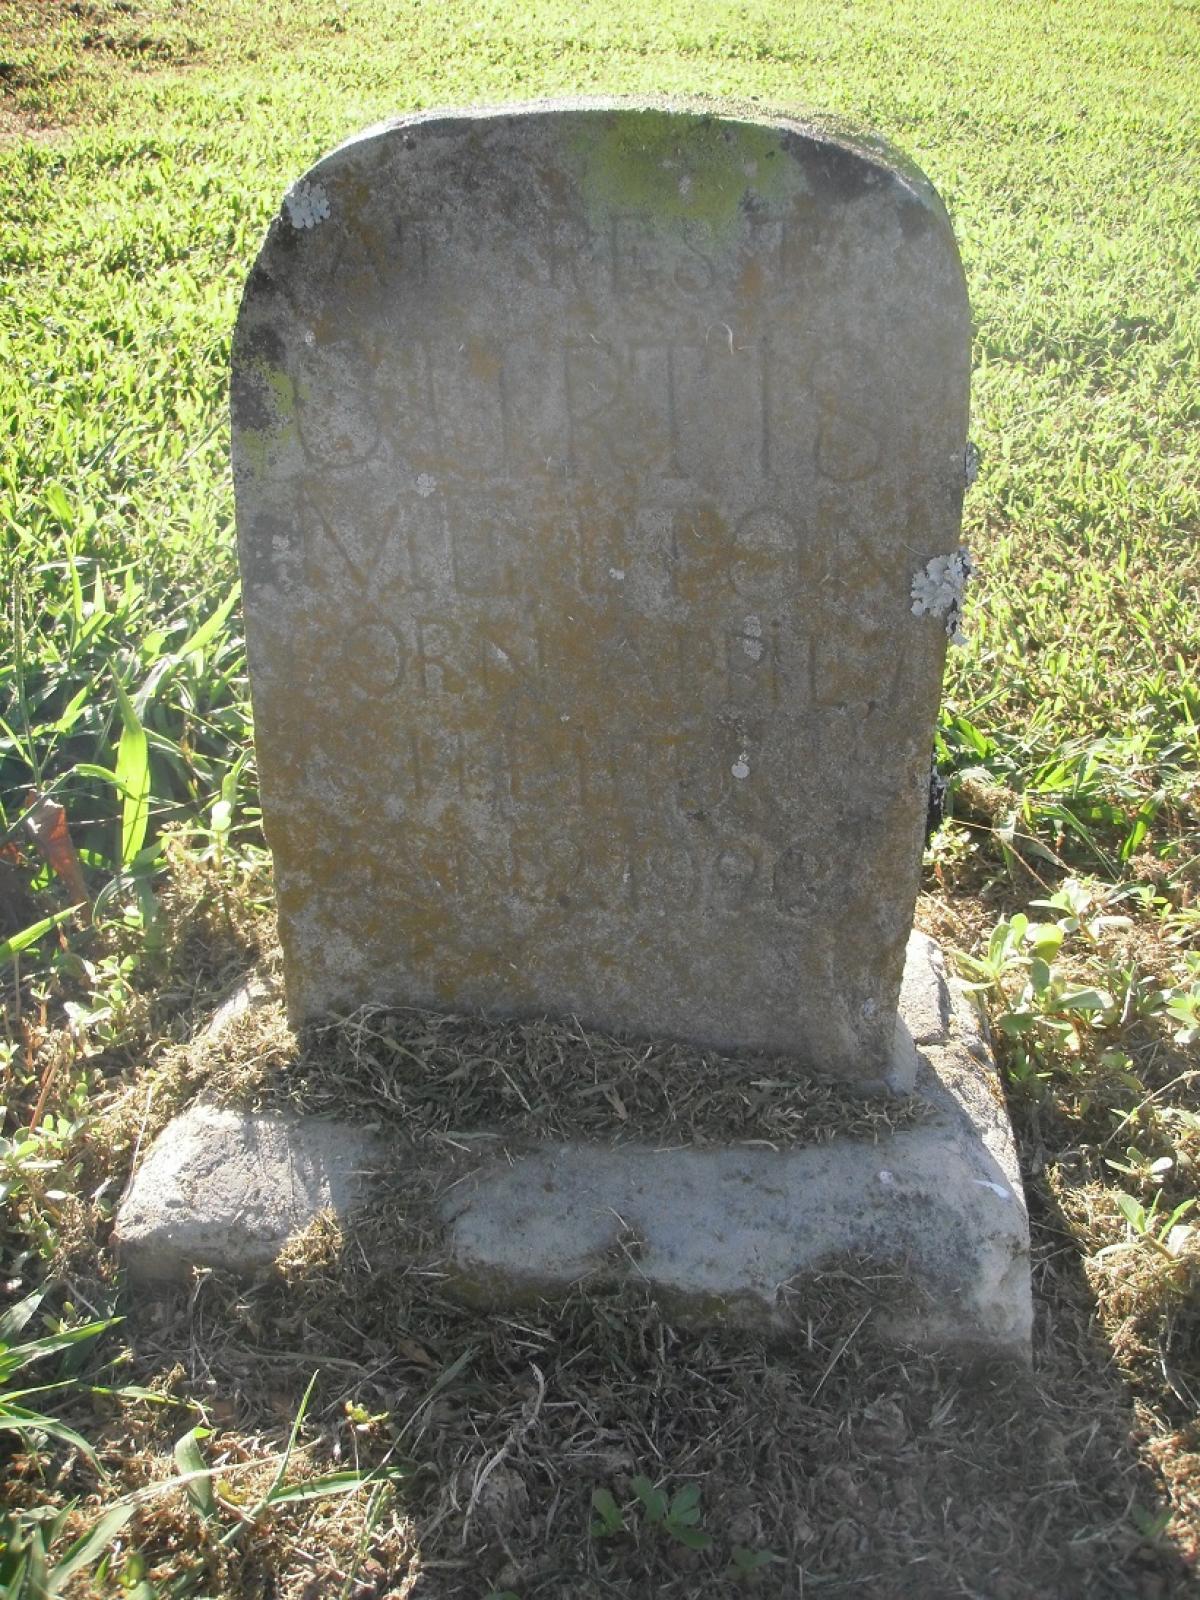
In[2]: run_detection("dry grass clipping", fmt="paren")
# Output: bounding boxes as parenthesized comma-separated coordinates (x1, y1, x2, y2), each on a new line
(107, 1244, 1193, 1600)
(187, 997, 929, 1151)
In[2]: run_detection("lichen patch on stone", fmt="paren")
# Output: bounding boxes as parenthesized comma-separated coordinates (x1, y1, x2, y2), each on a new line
(910, 548, 975, 645)
(284, 180, 331, 230)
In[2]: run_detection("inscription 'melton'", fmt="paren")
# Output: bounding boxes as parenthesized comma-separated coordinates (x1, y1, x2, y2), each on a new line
(233, 104, 970, 1082)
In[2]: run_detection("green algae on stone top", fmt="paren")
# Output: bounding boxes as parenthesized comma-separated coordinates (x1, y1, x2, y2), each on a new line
(570, 107, 807, 234)
(565, 102, 950, 241)
(231, 100, 970, 1085)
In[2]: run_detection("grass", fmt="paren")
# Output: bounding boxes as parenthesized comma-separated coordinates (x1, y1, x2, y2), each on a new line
(180, 992, 929, 1145)
(1, 0, 1199, 1593)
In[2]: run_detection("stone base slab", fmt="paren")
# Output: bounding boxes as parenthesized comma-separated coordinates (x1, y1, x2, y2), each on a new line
(113, 934, 1032, 1359)
(111, 1104, 379, 1282)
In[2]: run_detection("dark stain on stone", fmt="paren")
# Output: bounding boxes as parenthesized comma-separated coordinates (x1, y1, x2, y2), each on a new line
(229, 368, 268, 432)
(899, 196, 935, 240)
(240, 510, 292, 585)
(229, 326, 286, 430)
(788, 135, 876, 206)
(251, 325, 286, 367)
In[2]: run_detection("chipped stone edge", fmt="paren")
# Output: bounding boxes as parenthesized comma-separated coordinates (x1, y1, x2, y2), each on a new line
(206, 971, 282, 1039)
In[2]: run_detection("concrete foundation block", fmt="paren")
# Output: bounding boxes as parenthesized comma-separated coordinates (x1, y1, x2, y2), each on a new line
(112, 1106, 382, 1281)
(444, 1060, 1029, 1359)
(114, 935, 1031, 1359)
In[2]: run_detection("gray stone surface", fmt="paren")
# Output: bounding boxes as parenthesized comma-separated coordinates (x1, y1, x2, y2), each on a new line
(112, 1106, 382, 1280)
(113, 936, 1031, 1357)
(898, 929, 951, 1045)
(206, 971, 280, 1039)
(232, 100, 971, 1085)
(442, 947, 1030, 1358)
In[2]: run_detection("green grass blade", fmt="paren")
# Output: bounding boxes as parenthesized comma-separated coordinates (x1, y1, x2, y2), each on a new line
(0, 1406, 104, 1470)
(0, 1380, 73, 1403)
(173, 1427, 217, 1519)
(0, 906, 80, 966)
(0, 1287, 44, 1345)
(263, 1370, 317, 1504)
(112, 671, 150, 866)
(43, 1501, 137, 1595)
(53, 680, 93, 737)
(175, 586, 240, 661)
(0, 1317, 116, 1376)
(264, 1467, 408, 1506)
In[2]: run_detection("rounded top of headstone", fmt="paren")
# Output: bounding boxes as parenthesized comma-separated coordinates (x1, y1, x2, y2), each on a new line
(262, 98, 961, 267)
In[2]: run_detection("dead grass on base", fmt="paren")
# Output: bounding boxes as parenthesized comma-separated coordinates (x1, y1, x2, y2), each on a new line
(5, 852, 1195, 1597)
(7, 1026, 1195, 1591)
(169, 993, 929, 1150)
(12, 1182, 1192, 1599)
(87, 982, 928, 1250)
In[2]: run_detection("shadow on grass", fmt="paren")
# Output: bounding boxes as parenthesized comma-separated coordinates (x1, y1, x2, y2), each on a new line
(1016, 1149, 1195, 1599)
(111, 1156, 1194, 1600)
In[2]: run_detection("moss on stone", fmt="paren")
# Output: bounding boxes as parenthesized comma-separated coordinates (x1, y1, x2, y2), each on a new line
(235, 362, 299, 481)
(573, 107, 802, 235)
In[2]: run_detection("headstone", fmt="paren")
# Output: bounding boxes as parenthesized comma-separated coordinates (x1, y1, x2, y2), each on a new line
(232, 101, 970, 1085)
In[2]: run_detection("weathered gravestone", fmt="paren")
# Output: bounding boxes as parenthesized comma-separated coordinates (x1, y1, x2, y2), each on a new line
(230, 101, 972, 1088)
(116, 103, 1032, 1357)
